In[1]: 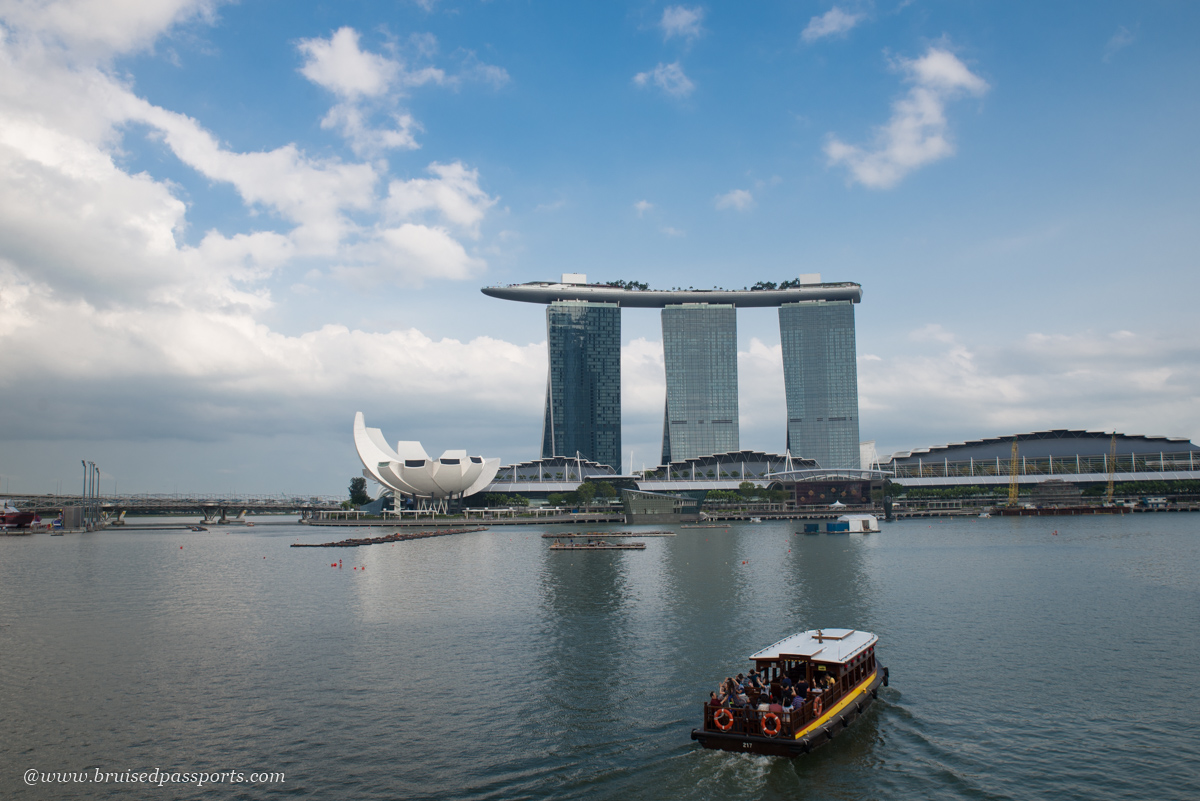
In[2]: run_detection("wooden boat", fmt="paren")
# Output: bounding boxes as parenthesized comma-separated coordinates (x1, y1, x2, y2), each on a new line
(691, 628, 888, 757)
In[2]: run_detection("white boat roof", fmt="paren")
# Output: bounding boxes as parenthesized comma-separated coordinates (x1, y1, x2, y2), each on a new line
(749, 629, 878, 665)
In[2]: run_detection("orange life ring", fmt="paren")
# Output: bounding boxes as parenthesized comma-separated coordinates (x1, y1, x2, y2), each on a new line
(713, 708, 734, 732)
(761, 712, 782, 737)
(813, 696, 824, 716)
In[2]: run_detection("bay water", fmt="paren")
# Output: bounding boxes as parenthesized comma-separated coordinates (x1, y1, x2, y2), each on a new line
(2, 514, 1198, 799)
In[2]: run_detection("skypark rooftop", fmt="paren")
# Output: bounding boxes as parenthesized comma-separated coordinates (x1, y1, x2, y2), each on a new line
(481, 280, 862, 308)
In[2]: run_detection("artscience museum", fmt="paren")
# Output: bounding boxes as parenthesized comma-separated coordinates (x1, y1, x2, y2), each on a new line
(353, 412, 500, 506)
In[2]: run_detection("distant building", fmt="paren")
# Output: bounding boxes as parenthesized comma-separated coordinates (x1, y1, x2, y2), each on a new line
(541, 301, 621, 469)
(882, 430, 1200, 488)
(620, 489, 702, 523)
(779, 299, 861, 469)
(484, 274, 863, 468)
(661, 304, 739, 463)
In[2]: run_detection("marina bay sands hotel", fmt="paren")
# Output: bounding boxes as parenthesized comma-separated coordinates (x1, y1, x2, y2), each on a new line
(482, 274, 863, 472)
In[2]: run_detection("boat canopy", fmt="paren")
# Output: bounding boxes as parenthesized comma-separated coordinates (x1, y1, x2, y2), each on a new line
(749, 629, 878, 666)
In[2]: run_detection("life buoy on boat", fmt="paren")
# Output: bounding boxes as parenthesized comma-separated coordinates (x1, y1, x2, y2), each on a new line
(713, 708, 734, 732)
(761, 712, 782, 737)
(813, 696, 824, 716)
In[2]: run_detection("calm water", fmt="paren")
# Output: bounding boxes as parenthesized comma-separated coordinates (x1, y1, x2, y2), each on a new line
(2, 514, 1199, 800)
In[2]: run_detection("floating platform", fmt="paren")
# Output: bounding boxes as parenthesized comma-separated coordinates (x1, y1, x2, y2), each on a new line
(549, 540, 646, 550)
(681, 524, 725, 529)
(541, 531, 675, 538)
(995, 506, 1131, 516)
(292, 527, 488, 548)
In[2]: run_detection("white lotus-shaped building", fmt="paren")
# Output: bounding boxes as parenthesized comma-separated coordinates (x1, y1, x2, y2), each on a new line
(354, 412, 500, 500)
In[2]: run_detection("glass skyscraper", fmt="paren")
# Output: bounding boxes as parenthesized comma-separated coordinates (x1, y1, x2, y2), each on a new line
(778, 300, 860, 468)
(661, 304, 739, 464)
(541, 301, 622, 470)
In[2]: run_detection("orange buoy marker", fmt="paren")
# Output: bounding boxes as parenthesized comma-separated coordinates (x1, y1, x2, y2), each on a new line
(1052, 530, 1058, 535)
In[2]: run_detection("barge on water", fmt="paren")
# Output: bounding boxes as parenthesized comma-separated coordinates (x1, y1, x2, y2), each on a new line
(691, 628, 887, 757)
(548, 540, 646, 550)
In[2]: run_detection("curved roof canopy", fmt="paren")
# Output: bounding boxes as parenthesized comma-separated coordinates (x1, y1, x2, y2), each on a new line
(883, 430, 1200, 464)
(481, 281, 862, 308)
(353, 412, 499, 499)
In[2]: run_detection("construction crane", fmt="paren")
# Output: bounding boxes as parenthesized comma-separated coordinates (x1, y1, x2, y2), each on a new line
(1105, 433, 1117, 505)
(1007, 438, 1020, 507)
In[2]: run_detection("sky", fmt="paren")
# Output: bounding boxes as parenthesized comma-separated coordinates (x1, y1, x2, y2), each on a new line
(1, 0, 1198, 497)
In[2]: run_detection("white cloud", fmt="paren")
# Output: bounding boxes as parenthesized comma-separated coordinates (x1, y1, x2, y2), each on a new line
(385, 162, 496, 237)
(298, 27, 405, 98)
(633, 61, 695, 97)
(1104, 25, 1136, 62)
(320, 105, 421, 155)
(633, 199, 653, 216)
(0, 0, 222, 58)
(825, 47, 988, 189)
(801, 7, 864, 43)
(860, 328, 1200, 456)
(660, 6, 704, 42)
(714, 188, 753, 211)
(660, 226, 685, 237)
(336, 223, 485, 286)
(0, 8, 503, 433)
(296, 27, 453, 155)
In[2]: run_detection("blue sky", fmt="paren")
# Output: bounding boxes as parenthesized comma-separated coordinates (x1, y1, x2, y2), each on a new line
(0, 1, 1197, 495)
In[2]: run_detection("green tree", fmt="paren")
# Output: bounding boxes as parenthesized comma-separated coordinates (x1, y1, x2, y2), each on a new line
(348, 476, 371, 507)
(575, 481, 598, 505)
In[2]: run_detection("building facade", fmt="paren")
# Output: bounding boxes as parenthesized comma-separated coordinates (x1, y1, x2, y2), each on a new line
(541, 301, 622, 469)
(779, 300, 861, 469)
(661, 304, 739, 463)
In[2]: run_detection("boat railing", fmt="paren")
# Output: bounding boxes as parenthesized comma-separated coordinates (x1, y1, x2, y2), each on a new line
(702, 667, 880, 737)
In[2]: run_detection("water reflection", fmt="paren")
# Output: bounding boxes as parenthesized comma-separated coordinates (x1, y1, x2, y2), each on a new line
(536, 547, 638, 741)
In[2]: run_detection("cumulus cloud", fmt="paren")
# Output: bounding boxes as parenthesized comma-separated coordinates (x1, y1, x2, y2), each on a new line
(296, 27, 452, 155)
(633, 199, 653, 216)
(385, 162, 496, 237)
(633, 61, 695, 97)
(825, 47, 988, 189)
(0, 0, 223, 58)
(299, 27, 401, 97)
(660, 6, 704, 42)
(0, 5, 508, 489)
(801, 7, 864, 43)
(714, 188, 753, 210)
(859, 327, 1200, 456)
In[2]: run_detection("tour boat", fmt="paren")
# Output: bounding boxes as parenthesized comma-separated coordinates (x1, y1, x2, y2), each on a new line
(691, 628, 888, 757)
